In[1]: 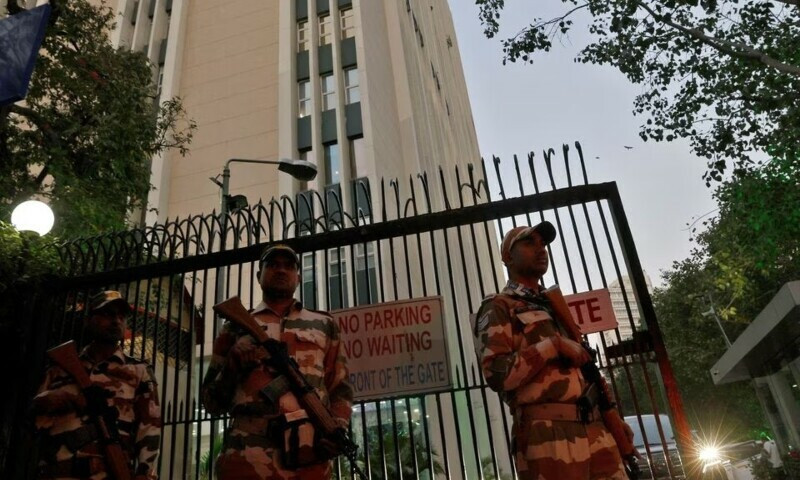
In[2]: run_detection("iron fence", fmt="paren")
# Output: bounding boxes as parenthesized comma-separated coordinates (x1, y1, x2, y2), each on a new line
(5, 142, 693, 480)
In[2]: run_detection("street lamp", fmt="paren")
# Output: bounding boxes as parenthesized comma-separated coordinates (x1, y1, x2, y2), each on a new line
(210, 158, 317, 215)
(11, 200, 54, 236)
(209, 157, 317, 305)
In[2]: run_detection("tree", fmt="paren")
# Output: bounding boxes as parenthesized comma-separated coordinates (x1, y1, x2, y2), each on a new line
(0, 0, 195, 238)
(650, 155, 799, 440)
(476, 0, 800, 182)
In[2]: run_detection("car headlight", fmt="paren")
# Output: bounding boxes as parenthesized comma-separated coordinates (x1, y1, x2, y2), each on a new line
(699, 445, 721, 465)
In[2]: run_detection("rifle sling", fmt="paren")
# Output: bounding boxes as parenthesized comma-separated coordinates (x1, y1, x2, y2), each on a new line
(259, 375, 291, 406)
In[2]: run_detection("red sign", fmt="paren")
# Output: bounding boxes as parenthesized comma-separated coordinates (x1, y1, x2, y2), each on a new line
(564, 289, 618, 334)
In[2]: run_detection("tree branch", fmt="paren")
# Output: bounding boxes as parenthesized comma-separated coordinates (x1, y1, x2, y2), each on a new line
(8, 104, 61, 146)
(510, 3, 588, 42)
(637, 1, 800, 78)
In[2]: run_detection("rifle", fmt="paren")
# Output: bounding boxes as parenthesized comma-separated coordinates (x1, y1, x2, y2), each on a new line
(213, 296, 367, 480)
(47, 341, 132, 480)
(541, 286, 641, 480)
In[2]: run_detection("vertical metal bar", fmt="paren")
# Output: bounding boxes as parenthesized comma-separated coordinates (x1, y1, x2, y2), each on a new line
(375, 401, 388, 480)
(607, 188, 695, 464)
(527, 153, 561, 288)
(435, 393, 451, 479)
(561, 145, 592, 288)
(404, 397, 419, 478)
(359, 402, 371, 480)
(542, 149, 577, 293)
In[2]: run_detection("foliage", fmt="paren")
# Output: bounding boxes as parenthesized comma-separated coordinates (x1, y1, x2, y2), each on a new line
(0, 221, 63, 317)
(354, 418, 445, 480)
(476, 0, 800, 182)
(651, 155, 799, 441)
(0, 0, 195, 238)
(198, 436, 224, 480)
(481, 455, 514, 480)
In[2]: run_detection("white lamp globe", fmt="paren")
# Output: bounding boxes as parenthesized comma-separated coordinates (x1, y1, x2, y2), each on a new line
(11, 200, 55, 235)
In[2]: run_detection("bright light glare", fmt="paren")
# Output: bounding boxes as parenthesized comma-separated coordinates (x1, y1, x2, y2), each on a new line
(11, 200, 54, 235)
(699, 445, 720, 464)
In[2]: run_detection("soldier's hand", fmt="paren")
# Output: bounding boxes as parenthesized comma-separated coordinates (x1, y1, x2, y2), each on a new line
(229, 341, 267, 372)
(32, 390, 81, 414)
(551, 336, 591, 366)
(82, 385, 114, 416)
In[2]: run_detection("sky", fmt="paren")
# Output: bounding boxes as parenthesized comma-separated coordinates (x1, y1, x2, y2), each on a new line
(446, 2, 718, 287)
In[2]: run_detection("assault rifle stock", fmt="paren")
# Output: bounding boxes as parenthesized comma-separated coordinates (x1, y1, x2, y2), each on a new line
(212, 296, 367, 480)
(541, 286, 641, 480)
(47, 341, 132, 480)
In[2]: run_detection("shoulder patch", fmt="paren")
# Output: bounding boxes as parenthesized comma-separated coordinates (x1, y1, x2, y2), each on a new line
(304, 308, 333, 320)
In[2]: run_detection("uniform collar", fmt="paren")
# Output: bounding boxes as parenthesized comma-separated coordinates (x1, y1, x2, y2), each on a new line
(503, 280, 543, 300)
(251, 299, 304, 316)
(79, 344, 126, 364)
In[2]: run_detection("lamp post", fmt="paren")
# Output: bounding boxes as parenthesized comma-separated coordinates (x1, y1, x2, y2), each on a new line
(213, 158, 317, 216)
(11, 200, 54, 236)
(701, 295, 732, 348)
(210, 158, 317, 304)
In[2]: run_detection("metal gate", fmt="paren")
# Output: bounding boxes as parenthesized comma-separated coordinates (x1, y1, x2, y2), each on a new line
(4, 143, 693, 480)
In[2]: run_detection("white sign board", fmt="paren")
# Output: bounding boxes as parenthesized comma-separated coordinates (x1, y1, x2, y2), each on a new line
(564, 289, 618, 334)
(332, 296, 451, 401)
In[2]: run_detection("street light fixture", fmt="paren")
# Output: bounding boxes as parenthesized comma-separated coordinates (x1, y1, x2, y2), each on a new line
(11, 200, 54, 236)
(210, 157, 317, 305)
(210, 158, 317, 215)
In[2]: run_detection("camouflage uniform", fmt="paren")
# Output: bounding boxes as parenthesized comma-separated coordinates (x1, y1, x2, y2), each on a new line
(34, 346, 162, 479)
(201, 300, 353, 480)
(477, 280, 626, 480)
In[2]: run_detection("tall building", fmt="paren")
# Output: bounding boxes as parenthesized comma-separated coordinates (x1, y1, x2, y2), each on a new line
(106, 0, 481, 227)
(67, 1, 499, 478)
(605, 271, 653, 343)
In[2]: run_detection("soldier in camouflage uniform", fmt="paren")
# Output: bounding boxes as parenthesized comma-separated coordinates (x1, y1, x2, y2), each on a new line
(201, 244, 353, 480)
(33, 291, 162, 480)
(476, 222, 630, 480)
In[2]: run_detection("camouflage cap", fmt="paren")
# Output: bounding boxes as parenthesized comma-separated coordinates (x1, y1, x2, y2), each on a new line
(259, 244, 300, 267)
(501, 221, 557, 262)
(89, 290, 131, 313)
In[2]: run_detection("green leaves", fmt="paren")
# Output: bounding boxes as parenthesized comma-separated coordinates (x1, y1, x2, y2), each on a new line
(650, 154, 799, 440)
(476, 0, 800, 180)
(1, 0, 195, 238)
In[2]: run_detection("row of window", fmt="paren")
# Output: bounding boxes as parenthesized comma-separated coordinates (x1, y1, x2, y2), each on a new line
(298, 8, 354, 52)
(299, 138, 365, 191)
(302, 242, 378, 310)
(298, 67, 359, 117)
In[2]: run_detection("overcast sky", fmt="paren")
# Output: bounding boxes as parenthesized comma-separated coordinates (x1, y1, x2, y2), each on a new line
(447, 2, 718, 287)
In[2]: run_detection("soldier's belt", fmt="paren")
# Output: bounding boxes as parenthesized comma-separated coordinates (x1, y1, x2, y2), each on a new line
(39, 456, 106, 479)
(230, 415, 275, 436)
(46, 424, 101, 453)
(230, 401, 279, 417)
(518, 403, 601, 423)
(224, 431, 281, 450)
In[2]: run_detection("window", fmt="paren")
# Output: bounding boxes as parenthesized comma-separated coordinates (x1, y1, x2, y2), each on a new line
(328, 248, 348, 310)
(298, 80, 311, 118)
(302, 252, 317, 309)
(319, 15, 332, 46)
(344, 68, 359, 104)
(298, 21, 309, 52)
(324, 143, 340, 185)
(349, 138, 367, 178)
(355, 243, 377, 305)
(340, 8, 355, 39)
(155, 67, 164, 103)
(321, 74, 336, 111)
(299, 149, 316, 191)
